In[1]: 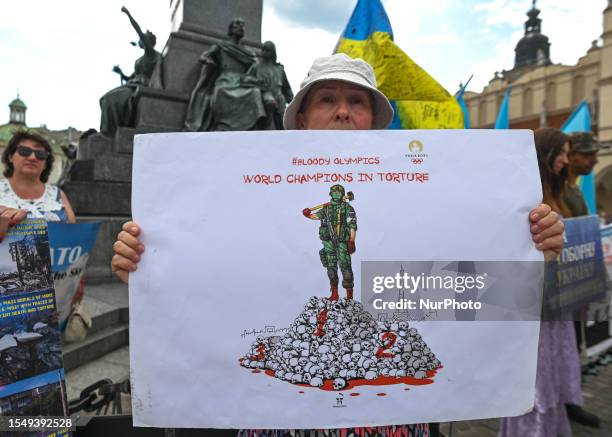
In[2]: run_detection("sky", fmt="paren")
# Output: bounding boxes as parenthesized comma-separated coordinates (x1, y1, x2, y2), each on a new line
(0, 0, 608, 131)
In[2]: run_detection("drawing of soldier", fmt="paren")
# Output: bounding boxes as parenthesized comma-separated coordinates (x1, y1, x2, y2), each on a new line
(302, 185, 356, 301)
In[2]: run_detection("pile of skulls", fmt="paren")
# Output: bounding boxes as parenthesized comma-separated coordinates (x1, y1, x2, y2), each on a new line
(241, 297, 440, 390)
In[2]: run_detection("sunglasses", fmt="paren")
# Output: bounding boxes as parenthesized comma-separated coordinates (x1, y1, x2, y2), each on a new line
(16, 145, 49, 161)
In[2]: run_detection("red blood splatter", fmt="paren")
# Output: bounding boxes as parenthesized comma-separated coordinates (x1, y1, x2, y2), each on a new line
(314, 308, 328, 337)
(376, 393, 387, 397)
(350, 393, 360, 397)
(249, 343, 267, 361)
(404, 388, 410, 391)
(251, 370, 262, 374)
(248, 364, 442, 392)
(298, 391, 305, 394)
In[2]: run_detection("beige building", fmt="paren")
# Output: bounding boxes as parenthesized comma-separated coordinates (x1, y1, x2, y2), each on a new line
(464, 2, 612, 220)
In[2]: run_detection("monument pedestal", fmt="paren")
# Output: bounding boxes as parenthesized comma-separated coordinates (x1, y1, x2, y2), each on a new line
(65, 0, 263, 282)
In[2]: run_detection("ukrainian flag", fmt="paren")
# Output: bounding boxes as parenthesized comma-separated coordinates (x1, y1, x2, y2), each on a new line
(335, 0, 464, 129)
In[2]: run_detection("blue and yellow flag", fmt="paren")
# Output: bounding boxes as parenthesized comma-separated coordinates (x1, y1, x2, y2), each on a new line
(335, 0, 464, 129)
(455, 76, 473, 129)
(494, 85, 512, 129)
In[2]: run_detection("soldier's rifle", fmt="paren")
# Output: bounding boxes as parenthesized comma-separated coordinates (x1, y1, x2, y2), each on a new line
(307, 191, 354, 212)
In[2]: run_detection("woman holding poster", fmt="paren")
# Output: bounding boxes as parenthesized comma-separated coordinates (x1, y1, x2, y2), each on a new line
(111, 55, 568, 435)
(0, 130, 89, 342)
(499, 127, 596, 436)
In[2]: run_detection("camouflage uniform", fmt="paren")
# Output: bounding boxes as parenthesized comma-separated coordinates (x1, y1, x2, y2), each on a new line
(317, 186, 357, 290)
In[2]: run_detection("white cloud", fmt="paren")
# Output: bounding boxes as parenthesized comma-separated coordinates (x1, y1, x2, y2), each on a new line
(0, 0, 170, 131)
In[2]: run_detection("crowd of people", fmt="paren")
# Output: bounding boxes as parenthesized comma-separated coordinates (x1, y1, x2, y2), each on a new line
(0, 52, 606, 436)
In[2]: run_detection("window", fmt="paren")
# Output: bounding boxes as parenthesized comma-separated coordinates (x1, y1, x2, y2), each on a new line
(572, 75, 585, 105)
(479, 99, 487, 125)
(523, 88, 533, 116)
(546, 82, 556, 110)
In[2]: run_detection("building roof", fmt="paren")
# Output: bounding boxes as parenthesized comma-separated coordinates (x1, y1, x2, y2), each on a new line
(9, 96, 27, 110)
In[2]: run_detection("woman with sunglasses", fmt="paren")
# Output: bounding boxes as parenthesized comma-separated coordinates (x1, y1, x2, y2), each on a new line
(0, 131, 75, 223)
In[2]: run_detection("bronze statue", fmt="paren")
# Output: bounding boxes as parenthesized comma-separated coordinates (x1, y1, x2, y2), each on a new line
(244, 41, 293, 130)
(99, 6, 161, 137)
(184, 18, 266, 131)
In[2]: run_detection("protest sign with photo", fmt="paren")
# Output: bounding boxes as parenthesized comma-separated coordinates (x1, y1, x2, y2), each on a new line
(0, 218, 69, 435)
(129, 130, 543, 429)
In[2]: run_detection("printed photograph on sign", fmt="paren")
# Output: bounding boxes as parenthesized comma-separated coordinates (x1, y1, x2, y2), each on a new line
(0, 219, 69, 429)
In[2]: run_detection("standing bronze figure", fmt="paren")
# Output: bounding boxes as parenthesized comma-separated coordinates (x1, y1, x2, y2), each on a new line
(245, 41, 293, 130)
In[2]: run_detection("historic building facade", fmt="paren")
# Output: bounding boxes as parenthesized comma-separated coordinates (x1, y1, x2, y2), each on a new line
(464, 2, 612, 219)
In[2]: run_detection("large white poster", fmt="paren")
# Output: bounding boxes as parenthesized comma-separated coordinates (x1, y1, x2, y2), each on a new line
(130, 130, 543, 429)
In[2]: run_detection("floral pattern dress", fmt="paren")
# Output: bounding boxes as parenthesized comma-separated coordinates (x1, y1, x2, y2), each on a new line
(0, 179, 68, 222)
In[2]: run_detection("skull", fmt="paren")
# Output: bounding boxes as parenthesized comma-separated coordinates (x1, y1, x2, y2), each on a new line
(256, 336, 264, 343)
(398, 361, 406, 369)
(398, 321, 408, 330)
(346, 369, 357, 379)
(412, 359, 424, 370)
(302, 373, 312, 383)
(310, 376, 324, 387)
(396, 369, 406, 377)
(298, 357, 308, 367)
(357, 368, 366, 378)
(414, 370, 426, 379)
(323, 369, 333, 379)
(408, 328, 417, 336)
(310, 341, 320, 354)
(291, 373, 303, 384)
(333, 378, 347, 390)
(348, 361, 357, 370)
(294, 365, 303, 374)
(351, 315, 359, 324)
(275, 370, 285, 379)
(351, 352, 361, 362)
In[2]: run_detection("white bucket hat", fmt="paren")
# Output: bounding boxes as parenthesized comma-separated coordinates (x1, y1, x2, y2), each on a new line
(283, 53, 395, 130)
